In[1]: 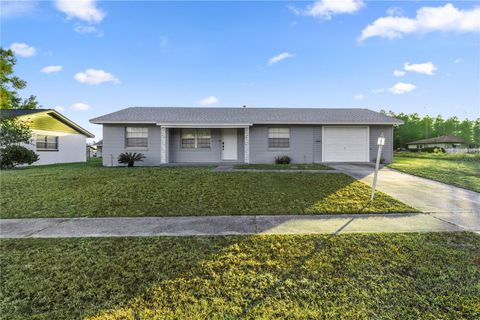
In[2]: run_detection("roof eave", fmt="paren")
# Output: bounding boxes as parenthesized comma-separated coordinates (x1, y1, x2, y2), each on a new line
(20, 110, 95, 138)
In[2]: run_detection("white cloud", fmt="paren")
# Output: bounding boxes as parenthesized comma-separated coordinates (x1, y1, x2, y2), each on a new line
(70, 103, 91, 111)
(359, 3, 480, 42)
(371, 88, 384, 94)
(74, 69, 119, 85)
(389, 82, 416, 94)
(198, 96, 219, 106)
(290, 0, 364, 19)
(54, 106, 65, 112)
(404, 62, 437, 75)
(1, 1, 37, 17)
(354, 94, 364, 100)
(454, 58, 463, 64)
(393, 69, 405, 77)
(386, 7, 404, 16)
(41, 65, 63, 74)
(9, 42, 36, 57)
(268, 52, 295, 66)
(55, 0, 105, 23)
(74, 24, 103, 36)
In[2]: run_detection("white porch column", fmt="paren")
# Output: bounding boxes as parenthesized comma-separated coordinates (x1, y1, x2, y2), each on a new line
(244, 126, 250, 164)
(160, 126, 167, 164)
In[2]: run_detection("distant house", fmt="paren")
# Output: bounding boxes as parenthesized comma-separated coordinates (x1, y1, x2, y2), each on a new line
(407, 135, 467, 150)
(90, 107, 402, 166)
(93, 139, 103, 157)
(1, 109, 94, 165)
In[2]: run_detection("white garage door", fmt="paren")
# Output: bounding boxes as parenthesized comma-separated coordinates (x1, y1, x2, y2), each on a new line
(323, 127, 369, 162)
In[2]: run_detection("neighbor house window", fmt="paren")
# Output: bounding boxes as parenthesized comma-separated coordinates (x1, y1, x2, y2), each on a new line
(36, 135, 59, 150)
(268, 128, 290, 148)
(181, 129, 211, 149)
(126, 127, 148, 147)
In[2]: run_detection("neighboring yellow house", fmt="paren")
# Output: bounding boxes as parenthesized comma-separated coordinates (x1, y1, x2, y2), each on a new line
(407, 135, 467, 150)
(2, 109, 94, 165)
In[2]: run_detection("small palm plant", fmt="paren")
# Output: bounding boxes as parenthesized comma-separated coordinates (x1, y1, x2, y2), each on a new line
(117, 152, 146, 167)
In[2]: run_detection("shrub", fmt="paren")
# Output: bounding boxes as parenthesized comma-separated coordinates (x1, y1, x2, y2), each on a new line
(118, 152, 146, 167)
(0, 145, 39, 169)
(275, 155, 291, 164)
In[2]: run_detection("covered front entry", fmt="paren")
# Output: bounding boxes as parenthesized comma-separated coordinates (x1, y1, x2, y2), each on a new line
(159, 125, 251, 164)
(221, 128, 238, 161)
(322, 126, 369, 162)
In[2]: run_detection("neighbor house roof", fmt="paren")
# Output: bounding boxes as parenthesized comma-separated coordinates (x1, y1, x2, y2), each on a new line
(90, 107, 403, 125)
(1, 109, 94, 137)
(407, 135, 466, 144)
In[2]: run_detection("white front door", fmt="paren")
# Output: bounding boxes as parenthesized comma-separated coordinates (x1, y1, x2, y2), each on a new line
(323, 126, 369, 162)
(221, 128, 237, 160)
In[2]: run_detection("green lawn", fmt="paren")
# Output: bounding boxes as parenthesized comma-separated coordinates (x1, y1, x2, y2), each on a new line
(389, 153, 480, 192)
(234, 163, 332, 170)
(1, 233, 479, 319)
(0, 159, 415, 218)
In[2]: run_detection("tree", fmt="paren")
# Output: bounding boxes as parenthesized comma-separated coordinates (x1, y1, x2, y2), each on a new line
(0, 48, 39, 147)
(473, 119, 480, 145)
(1, 48, 39, 110)
(458, 119, 473, 143)
(0, 48, 39, 168)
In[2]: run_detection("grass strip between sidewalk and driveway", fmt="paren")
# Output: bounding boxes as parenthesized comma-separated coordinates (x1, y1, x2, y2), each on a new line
(1, 232, 479, 319)
(389, 153, 480, 192)
(0, 159, 415, 218)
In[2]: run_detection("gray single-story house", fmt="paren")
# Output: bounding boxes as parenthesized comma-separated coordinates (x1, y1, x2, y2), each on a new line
(90, 107, 402, 166)
(407, 135, 467, 150)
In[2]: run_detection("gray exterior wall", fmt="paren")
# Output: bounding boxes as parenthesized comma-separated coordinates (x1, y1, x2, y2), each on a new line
(102, 124, 161, 166)
(249, 125, 317, 164)
(101, 124, 394, 166)
(369, 125, 394, 163)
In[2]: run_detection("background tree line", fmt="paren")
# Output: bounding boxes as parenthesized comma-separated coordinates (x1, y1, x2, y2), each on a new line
(381, 111, 480, 149)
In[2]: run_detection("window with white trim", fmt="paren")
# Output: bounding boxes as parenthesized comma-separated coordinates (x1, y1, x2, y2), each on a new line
(126, 127, 148, 147)
(181, 129, 211, 149)
(36, 135, 59, 150)
(268, 128, 290, 148)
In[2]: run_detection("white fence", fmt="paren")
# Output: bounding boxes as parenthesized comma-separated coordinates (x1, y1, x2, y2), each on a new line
(444, 148, 480, 154)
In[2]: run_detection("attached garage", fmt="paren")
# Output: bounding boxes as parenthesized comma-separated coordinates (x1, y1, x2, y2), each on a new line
(322, 126, 369, 162)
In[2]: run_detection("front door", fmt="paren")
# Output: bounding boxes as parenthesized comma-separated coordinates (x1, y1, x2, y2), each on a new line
(221, 128, 237, 160)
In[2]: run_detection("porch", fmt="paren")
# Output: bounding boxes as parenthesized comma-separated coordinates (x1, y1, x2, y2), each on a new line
(159, 124, 251, 164)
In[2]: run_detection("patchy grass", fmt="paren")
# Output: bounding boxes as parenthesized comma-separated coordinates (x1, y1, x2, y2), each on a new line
(1, 233, 479, 319)
(0, 159, 415, 218)
(234, 163, 332, 170)
(394, 151, 480, 161)
(390, 154, 480, 192)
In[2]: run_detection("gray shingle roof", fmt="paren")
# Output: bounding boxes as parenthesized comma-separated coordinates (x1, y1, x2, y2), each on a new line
(90, 107, 403, 125)
(408, 135, 466, 144)
(0, 108, 48, 119)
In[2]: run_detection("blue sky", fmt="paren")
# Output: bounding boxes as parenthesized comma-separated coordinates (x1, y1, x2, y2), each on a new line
(2, 0, 479, 140)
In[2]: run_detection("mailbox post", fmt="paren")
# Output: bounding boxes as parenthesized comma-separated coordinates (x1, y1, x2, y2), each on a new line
(371, 132, 385, 200)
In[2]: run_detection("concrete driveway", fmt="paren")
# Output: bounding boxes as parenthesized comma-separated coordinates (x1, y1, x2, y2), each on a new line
(330, 163, 480, 232)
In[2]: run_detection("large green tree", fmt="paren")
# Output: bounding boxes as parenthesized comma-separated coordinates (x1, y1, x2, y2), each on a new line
(1, 48, 39, 146)
(1, 48, 38, 110)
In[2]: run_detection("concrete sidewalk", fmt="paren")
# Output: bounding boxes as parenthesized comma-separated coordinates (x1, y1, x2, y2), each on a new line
(0, 213, 467, 238)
